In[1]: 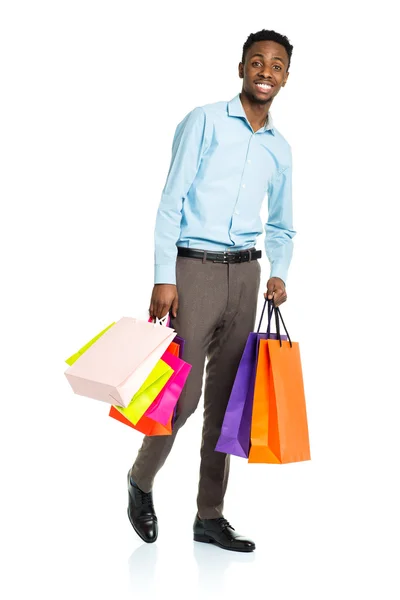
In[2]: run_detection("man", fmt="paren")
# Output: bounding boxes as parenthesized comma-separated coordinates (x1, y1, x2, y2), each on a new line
(128, 29, 296, 552)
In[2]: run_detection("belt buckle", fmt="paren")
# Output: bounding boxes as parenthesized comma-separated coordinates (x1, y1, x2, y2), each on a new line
(212, 252, 225, 264)
(213, 251, 230, 264)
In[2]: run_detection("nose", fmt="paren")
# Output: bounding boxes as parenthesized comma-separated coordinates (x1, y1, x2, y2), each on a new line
(258, 65, 274, 79)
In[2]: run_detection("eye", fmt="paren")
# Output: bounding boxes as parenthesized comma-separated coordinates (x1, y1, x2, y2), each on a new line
(252, 62, 262, 67)
(273, 65, 282, 70)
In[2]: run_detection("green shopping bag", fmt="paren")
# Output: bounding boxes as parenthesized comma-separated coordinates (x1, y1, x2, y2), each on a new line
(65, 323, 116, 366)
(114, 360, 173, 425)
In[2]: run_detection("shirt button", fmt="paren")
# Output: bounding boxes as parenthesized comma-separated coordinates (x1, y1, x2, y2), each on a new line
(235, 209, 240, 215)
(242, 183, 246, 188)
(247, 159, 251, 164)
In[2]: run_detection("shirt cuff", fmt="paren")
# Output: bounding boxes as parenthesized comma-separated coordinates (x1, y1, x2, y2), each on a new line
(269, 262, 288, 286)
(154, 264, 177, 285)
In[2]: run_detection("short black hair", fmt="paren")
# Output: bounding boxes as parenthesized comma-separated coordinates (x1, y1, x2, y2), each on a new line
(242, 29, 293, 71)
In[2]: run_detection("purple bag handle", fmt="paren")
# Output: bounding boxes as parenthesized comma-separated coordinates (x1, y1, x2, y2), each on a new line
(257, 296, 273, 333)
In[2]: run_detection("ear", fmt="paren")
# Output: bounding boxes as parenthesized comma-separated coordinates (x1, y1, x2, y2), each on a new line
(282, 71, 290, 87)
(238, 62, 244, 79)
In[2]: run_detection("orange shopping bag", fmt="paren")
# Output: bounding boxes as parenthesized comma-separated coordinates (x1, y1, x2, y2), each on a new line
(248, 301, 311, 464)
(109, 405, 173, 436)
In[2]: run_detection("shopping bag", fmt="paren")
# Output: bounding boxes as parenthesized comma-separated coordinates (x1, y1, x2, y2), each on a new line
(109, 405, 173, 436)
(148, 315, 186, 425)
(147, 316, 185, 359)
(215, 299, 287, 458)
(116, 359, 175, 423)
(167, 341, 180, 358)
(248, 303, 311, 464)
(108, 338, 180, 436)
(64, 316, 176, 407)
(144, 348, 191, 425)
(65, 323, 116, 366)
(113, 341, 191, 426)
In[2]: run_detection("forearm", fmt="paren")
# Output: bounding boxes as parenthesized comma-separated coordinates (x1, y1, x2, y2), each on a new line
(265, 232, 294, 286)
(154, 195, 183, 285)
(265, 160, 296, 285)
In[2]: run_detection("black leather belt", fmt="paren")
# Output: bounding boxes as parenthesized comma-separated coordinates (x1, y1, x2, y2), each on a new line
(177, 247, 261, 264)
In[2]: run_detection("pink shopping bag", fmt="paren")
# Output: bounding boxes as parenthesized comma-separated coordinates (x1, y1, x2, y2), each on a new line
(64, 317, 176, 407)
(144, 349, 192, 426)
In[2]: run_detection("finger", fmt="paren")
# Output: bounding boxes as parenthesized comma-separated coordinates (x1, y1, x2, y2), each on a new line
(171, 298, 179, 318)
(154, 302, 163, 320)
(149, 302, 155, 320)
(158, 303, 171, 320)
(274, 292, 287, 307)
(157, 308, 167, 320)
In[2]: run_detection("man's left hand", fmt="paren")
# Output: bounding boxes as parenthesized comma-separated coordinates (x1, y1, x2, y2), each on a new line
(264, 277, 287, 307)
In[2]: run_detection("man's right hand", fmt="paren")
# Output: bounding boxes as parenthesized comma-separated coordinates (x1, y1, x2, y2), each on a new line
(149, 284, 179, 320)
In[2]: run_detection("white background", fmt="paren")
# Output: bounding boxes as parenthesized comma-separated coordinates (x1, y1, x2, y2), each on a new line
(1, 1, 399, 598)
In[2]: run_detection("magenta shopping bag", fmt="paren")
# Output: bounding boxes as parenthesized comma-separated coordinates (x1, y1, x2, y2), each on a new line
(144, 347, 191, 426)
(215, 299, 287, 458)
(171, 335, 185, 424)
(147, 316, 186, 425)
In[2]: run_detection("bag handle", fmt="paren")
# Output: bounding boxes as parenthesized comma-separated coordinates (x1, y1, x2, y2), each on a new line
(266, 299, 280, 337)
(257, 296, 274, 333)
(257, 297, 292, 348)
(148, 314, 171, 327)
(274, 304, 292, 348)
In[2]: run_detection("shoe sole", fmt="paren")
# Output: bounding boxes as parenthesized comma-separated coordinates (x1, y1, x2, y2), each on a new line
(193, 533, 255, 552)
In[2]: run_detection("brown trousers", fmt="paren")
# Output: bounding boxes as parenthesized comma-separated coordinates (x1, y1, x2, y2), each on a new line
(131, 252, 261, 518)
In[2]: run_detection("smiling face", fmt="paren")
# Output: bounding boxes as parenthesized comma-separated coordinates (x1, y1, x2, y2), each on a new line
(239, 40, 290, 104)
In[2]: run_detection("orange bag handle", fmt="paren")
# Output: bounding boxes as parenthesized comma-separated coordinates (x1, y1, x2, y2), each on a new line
(274, 305, 292, 348)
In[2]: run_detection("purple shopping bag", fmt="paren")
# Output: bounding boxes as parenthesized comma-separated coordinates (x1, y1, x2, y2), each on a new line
(215, 298, 287, 458)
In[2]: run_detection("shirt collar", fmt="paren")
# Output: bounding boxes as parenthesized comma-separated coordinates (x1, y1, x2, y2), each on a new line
(228, 93, 275, 135)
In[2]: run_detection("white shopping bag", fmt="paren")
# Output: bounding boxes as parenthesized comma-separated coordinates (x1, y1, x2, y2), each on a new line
(64, 316, 176, 407)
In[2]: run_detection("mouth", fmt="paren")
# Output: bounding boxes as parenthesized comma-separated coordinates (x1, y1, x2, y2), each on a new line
(254, 82, 274, 94)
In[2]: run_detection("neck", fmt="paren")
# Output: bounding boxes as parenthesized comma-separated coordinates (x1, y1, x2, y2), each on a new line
(239, 90, 271, 129)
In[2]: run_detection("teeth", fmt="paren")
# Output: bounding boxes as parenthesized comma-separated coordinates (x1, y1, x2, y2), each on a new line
(256, 83, 272, 89)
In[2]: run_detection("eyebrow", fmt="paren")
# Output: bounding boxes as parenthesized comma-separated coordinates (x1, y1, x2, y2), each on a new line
(250, 53, 285, 65)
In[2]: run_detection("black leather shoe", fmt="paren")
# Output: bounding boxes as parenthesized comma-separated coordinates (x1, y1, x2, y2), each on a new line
(193, 515, 255, 552)
(127, 471, 158, 543)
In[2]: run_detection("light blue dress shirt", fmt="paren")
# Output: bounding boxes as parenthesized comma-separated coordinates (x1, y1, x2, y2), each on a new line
(154, 93, 296, 286)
